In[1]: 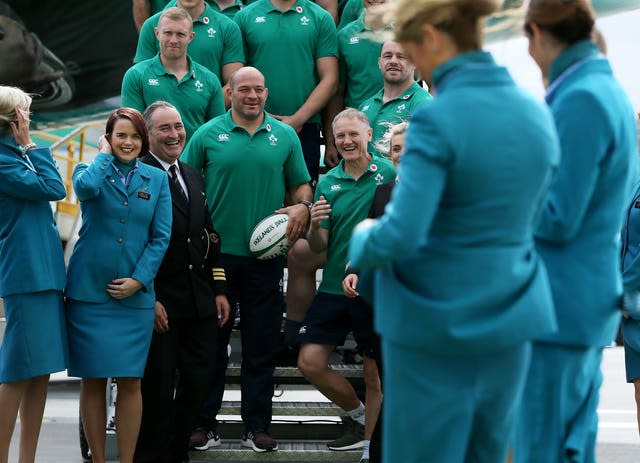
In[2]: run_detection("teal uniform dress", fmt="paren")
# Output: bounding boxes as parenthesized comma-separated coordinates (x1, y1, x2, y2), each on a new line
(348, 51, 560, 463)
(621, 181, 640, 382)
(512, 41, 638, 463)
(65, 154, 172, 378)
(0, 137, 68, 382)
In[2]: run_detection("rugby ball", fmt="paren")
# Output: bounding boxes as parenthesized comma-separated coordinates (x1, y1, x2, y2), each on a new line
(249, 213, 292, 260)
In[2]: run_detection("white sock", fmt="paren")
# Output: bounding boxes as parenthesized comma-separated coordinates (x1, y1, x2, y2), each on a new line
(361, 440, 370, 459)
(347, 402, 366, 425)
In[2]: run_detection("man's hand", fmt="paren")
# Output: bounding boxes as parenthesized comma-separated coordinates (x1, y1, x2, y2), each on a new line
(154, 301, 169, 333)
(342, 273, 359, 298)
(273, 114, 304, 133)
(277, 203, 310, 242)
(323, 144, 340, 168)
(216, 294, 231, 327)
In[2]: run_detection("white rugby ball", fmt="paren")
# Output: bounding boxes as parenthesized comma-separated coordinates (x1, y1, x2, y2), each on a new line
(249, 213, 292, 260)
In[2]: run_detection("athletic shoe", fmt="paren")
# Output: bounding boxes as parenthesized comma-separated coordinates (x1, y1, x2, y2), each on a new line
(190, 426, 221, 450)
(327, 417, 365, 451)
(241, 430, 278, 452)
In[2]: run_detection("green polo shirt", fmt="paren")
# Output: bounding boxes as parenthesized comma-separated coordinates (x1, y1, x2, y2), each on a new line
(121, 54, 225, 140)
(208, 0, 245, 19)
(337, 0, 363, 30)
(235, 0, 338, 122)
(135, 3, 244, 81)
(360, 82, 432, 156)
(315, 157, 396, 294)
(338, 11, 384, 108)
(181, 111, 311, 257)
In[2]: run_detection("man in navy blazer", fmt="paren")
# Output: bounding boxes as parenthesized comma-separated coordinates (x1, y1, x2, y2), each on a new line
(134, 101, 230, 463)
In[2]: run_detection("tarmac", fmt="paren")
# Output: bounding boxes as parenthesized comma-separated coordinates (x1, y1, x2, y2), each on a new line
(6, 346, 640, 462)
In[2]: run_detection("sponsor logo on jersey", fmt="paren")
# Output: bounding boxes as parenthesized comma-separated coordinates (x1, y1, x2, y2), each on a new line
(349, 36, 360, 44)
(194, 80, 204, 92)
(148, 78, 160, 86)
(330, 184, 342, 191)
(208, 28, 216, 38)
(218, 133, 230, 142)
(296, 6, 303, 13)
(203, 16, 210, 24)
(370, 164, 378, 172)
(255, 16, 266, 23)
(266, 123, 272, 132)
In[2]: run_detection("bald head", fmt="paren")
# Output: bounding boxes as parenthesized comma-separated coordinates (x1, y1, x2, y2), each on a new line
(229, 66, 265, 91)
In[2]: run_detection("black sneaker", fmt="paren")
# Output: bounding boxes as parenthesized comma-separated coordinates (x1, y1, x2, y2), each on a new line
(189, 426, 220, 450)
(241, 430, 278, 452)
(327, 417, 365, 451)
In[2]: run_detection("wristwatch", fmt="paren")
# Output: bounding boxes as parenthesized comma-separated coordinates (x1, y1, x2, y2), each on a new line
(19, 142, 37, 154)
(297, 200, 313, 212)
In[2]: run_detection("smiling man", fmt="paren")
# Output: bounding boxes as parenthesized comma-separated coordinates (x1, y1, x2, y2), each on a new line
(359, 40, 431, 156)
(181, 66, 313, 453)
(122, 6, 225, 140)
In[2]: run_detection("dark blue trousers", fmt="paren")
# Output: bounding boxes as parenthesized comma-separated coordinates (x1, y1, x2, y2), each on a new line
(198, 254, 284, 433)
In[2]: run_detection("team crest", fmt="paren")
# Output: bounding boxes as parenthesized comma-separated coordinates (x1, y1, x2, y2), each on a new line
(194, 80, 204, 92)
(208, 28, 216, 37)
(268, 134, 278, 146)
(396, 104, 406, 113)
(300, 16, 309, 25)
(375, 173, 384, 185)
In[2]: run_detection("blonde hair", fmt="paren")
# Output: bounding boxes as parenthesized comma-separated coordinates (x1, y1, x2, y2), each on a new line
(332, 108, 371, 134)
(0, 86, 32, 136)
(375, 121, 408, 159)
(370, 0, 500, 50)
(158, 6, 193, 31)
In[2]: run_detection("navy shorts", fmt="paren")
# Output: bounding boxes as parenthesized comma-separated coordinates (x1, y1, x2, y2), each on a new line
(298, 292, 375, 357)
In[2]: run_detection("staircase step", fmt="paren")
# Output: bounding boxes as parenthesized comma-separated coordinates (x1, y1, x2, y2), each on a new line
(220, 401, 342, 417)
(190, 441, 361, 462)
(216, 419, 345, 441)
(224, 363, 363, 386)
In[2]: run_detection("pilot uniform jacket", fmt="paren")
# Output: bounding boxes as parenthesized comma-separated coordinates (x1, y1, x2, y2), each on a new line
(0, 137, 67, 296)
(534, 40, 638, 347)
(140, 154, 226, 319)
(349, 51, 561, 355)
(65, 152, 172, 309)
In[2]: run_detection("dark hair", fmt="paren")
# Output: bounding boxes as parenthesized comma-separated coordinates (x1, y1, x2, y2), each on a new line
(105, 107, 149, 157)
(526, 0, 594, 44)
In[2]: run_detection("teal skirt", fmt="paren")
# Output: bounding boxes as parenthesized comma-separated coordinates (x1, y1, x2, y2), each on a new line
(0, 290, 68, 383)
(66, 299, 154, 378)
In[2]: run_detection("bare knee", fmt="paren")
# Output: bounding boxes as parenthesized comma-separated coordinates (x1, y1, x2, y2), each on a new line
(288, 240, 325, 273)
(363, 359, 381, 394)
(297, 346, 329, 380)
(634, 380, 640, 405)
(114, 378, 141, 396)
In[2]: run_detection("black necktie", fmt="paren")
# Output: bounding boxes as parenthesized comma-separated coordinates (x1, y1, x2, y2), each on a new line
(169, 164, 188, 202)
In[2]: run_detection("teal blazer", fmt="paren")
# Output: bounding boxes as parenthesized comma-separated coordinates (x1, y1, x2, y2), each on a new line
(65, 153, 172, 308)
(535, 41, 638, 347)
(348, 51, 560, 355)
(621, 181, 640, 351)
(0, 136, 67, 296)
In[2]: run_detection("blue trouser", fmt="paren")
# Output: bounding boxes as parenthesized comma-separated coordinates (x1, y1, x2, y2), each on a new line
(198, 254, 284, 433)
(513, 343, 603, 463)
(382, 340, 531, 463)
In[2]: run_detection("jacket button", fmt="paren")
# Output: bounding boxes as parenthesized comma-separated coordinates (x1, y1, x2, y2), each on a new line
(117, 237, 124, 244)
(123, 201, 128, 206)
(188, 264, 193, 270)
(187, 238, 191, 243)
(120, 218, 125, 224)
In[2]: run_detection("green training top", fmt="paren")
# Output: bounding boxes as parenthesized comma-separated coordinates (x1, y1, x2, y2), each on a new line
(338, 11, 383, 109)
(337, 0, 363, 30)
(135, 3, 244, 81)
(121, 54, 225, 140)
(235, 0, 338, 123)
(181, 111, 311, 257)
(360, 82, 432, 157)
(315, 157, 396, 294)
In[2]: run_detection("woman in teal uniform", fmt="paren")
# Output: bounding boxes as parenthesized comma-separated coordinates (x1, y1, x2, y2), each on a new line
(347, 1, 561, 462)
(0, 86, 68, 463)
(65, 108, 172, 463)
(514, 1, 637, 461)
